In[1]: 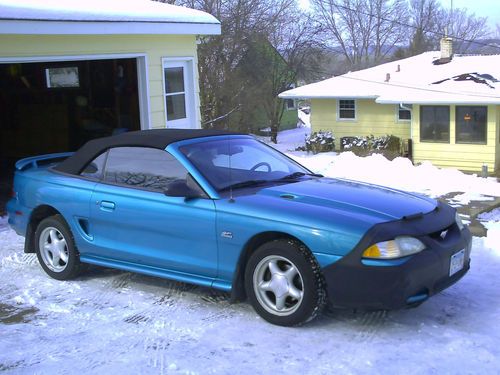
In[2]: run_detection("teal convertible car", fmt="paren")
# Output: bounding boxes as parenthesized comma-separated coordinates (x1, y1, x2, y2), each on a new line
(7, 129, 472, 326)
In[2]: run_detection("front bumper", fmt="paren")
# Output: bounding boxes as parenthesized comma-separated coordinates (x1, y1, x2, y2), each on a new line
(323, 203, 472, 310)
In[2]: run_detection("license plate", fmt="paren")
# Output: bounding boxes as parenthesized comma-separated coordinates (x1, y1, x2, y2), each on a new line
(449, 249, 465, 277)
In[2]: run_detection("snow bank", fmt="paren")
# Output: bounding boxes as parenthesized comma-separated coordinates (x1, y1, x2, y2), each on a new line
(479, 208, 500, 254)
(276, 128, 500, 200)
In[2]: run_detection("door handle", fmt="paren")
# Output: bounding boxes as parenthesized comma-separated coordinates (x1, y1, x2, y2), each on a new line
(99, 201, 116, 211)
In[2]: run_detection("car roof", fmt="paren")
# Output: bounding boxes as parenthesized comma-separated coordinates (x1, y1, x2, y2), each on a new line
(54, 129, 244, 175)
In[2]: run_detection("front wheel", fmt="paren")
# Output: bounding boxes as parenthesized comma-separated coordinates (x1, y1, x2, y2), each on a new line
(35, 215, 83, 280)
(245, 239, 326, 326)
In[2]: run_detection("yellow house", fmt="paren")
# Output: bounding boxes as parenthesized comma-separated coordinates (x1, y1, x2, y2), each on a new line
(279, 43, 500, 174)
(0, 0, 220, 167)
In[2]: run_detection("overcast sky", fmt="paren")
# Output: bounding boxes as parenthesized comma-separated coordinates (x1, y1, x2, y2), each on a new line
(449, 0, 500, 29)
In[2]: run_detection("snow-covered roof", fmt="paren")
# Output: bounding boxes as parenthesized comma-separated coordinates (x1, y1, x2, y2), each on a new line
(0, 0, 221, 35)
(280, 52, 500, 105)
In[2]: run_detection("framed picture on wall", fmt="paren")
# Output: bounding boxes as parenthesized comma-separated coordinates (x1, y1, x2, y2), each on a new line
(45, 67, 80, 88)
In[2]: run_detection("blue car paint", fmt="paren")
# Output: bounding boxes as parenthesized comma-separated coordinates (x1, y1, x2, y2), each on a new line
(15, 152, 74, 171)
(86, 182, 218, 278)
(7, 135, 441, 295)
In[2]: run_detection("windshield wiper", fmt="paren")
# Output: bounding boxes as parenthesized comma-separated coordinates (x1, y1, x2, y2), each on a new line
(277, 172, 323, 181)
(219, 179, 269, 192)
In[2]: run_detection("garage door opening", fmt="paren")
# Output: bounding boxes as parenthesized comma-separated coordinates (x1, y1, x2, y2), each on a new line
(0, 57, 142, 213)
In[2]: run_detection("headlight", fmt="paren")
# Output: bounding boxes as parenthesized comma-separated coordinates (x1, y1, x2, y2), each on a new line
(456, 212, 465, 230)
(362, 236, 426, 259)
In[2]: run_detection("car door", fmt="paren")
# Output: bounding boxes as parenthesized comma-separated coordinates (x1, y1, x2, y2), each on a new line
(87, 146, 218, 278)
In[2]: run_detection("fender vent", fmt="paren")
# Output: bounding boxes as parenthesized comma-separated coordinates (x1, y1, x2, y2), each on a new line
(78, 218, 90, 236)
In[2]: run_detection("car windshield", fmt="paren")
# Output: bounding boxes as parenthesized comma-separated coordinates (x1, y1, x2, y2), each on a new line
(179, 137, 314, 192)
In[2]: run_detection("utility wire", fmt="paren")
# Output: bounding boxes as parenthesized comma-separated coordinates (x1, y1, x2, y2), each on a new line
(338, 74, 500, 99)
(319, 2, 500, 52)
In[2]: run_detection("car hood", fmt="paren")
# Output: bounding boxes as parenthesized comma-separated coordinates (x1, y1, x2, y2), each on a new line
(257, 177, 437, 221)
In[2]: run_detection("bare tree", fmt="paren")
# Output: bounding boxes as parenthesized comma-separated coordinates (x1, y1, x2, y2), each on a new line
(408, 0, 441, 55)
(172, 0, 298, 130)
(263, 13, 324, 142)
(437, 7, 490, 53)
(311, 0, 409, 71)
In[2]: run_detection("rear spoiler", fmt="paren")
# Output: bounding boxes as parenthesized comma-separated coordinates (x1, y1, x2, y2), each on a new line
(15, 152, 74, 171)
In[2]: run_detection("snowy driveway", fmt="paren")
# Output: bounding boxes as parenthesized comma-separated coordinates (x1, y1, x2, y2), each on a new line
(3, 130, 500, 374)
(1, 214, 500, 374)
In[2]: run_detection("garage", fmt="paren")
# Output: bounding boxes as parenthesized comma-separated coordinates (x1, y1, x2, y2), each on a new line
(0, 57, 141, 212)
(0, 0, 221, 213)
(0, 57, 140, 164)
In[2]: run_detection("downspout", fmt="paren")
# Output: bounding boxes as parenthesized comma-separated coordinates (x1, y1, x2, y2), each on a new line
(400, 102, 413, 140)
(400, 103, 414, 161)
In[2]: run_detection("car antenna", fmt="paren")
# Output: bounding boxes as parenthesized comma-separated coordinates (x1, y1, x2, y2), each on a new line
(228, 135, 235, 203)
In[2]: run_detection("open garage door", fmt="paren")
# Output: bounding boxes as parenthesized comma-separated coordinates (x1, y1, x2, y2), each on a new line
(0, 57, 142, 213)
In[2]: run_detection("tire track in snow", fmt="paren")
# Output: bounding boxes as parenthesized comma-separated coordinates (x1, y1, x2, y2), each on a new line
(354, 310, 389, 341)
(133, 285, 234, 372)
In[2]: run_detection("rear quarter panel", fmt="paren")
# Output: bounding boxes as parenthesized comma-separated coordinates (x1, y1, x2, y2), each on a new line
(9, 168, 97, 250)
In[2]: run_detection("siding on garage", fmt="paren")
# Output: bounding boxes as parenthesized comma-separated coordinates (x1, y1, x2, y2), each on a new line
(310, 99, 411, 146)
(497, 106, 500, 173)
(0, 34, 200, 129)
(412, 104, 498, 173)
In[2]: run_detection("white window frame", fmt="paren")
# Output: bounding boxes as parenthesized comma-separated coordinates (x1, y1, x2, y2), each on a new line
(337, 99, 357, 121)
(396, 105, 412, 123)
(161, 57, 199, 129)
(285, 99, 296, 111)
(0, 53, 151, 130)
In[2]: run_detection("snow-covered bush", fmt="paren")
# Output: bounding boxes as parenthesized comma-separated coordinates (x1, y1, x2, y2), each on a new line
(296, 131, 335, 154)
(341, 135, 401, 159)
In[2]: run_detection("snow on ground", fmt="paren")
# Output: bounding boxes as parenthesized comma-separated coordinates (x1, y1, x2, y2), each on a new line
(297, 108, 311, 128)
(1, 218, 500, 374)
(478, 208, 500, 252)
(1, 128, 500, 374)
(271, 127, 500, 202)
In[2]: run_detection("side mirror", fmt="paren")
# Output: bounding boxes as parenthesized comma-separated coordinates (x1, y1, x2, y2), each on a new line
(164, 180, 201, 200)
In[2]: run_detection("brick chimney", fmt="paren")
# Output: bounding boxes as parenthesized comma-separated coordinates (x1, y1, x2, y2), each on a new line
(440, 37, 453, 60)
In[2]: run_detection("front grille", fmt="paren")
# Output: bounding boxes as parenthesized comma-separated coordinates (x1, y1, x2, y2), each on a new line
(428, 224, 455, 242)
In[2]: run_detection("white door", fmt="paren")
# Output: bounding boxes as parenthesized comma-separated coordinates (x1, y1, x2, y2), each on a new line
(163, 60, 195, 129)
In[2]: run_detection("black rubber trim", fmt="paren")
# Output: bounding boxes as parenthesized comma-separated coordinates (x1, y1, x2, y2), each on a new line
(322, 202, 472, 310)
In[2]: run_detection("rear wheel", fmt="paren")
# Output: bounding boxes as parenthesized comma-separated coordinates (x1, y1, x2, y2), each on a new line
(245, 239, 326, 326)
(35, 215, 83, 280)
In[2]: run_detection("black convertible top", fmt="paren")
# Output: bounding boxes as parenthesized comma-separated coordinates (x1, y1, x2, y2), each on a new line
(54, 129, 243, 175)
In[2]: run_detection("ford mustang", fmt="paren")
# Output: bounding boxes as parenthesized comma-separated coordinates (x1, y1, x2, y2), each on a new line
(7, 129, 472, 326)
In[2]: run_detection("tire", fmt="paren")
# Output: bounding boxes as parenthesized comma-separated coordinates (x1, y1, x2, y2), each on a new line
(34, 215, 83, 280)
(245, 239, 326, 326)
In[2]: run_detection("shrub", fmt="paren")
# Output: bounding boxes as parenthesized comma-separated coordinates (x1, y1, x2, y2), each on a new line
(341, 135, 402, 160)
(296, 131, 335, 154)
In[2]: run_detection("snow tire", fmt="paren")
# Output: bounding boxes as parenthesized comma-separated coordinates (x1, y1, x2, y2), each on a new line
(245, 239, 326, 326)
(35, 214, 83, 280)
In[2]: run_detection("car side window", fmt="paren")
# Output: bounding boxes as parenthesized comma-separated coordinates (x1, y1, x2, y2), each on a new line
(103, 147, 189, 192)
(80, 152, 108, 180)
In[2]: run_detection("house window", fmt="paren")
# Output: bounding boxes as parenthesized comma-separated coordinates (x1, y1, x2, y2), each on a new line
(420, 106, 450, 143)
(337, 99, 356, 120)
(164, 66, 187, 121)
(285, 99, 296, 110)
(397, 106, 411, 121)
(456, 106, 487, 144)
